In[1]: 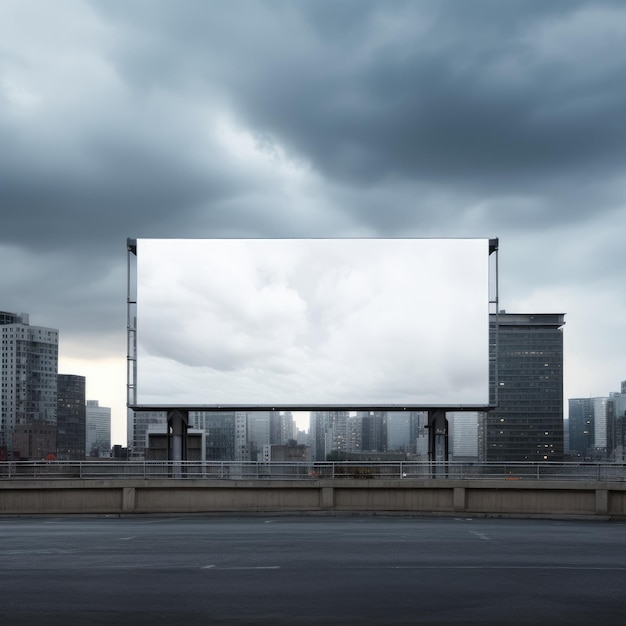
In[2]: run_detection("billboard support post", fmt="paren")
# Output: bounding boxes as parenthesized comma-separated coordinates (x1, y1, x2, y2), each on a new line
(167, 409, 189, 474)
(427, 409, 449, 475)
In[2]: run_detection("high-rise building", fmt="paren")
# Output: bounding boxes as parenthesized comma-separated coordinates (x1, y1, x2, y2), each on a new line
(233, 411, 247, 461)
(448, 411, 479, 461)
(1, 311, 58, 460)
(568, 393, 624, 461)
(270, 411, 295, 445)
(310, 411, 349, 461)
(386, 412, 412, 452)
(568, 398, 593, 458)
(610, 382, 626, 462)
(591, 397, 616, 460)
(86, 400, 111, 457)
(483, 312, 565, 462)
(57, 374, 86, 460)
(359, 411, 386, 452)
(346, 414, 362, 453)
(189, 411, 235, 461)
(246, 411, 272, 461)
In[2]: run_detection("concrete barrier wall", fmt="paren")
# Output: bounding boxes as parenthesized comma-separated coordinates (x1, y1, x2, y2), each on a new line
(1, 479, 625, 518)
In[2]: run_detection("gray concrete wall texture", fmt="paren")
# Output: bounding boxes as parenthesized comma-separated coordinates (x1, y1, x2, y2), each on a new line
(1, 479, 626, 518)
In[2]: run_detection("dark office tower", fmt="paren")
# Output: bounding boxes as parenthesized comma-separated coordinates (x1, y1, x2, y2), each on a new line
(56, 374, 86, 460)
(568, 398, 594, 458)
(1, 312, 58, 460)
(359, 411, 387, 452)
(485, 312, 565, 461)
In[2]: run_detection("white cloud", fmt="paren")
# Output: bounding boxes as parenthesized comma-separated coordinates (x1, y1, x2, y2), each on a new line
(136, 238, 490, 407)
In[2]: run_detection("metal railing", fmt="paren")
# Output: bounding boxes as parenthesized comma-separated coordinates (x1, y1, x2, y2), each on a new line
(1, 461, 626, 481)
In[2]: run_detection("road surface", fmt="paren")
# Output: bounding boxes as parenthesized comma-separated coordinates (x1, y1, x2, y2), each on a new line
(1, 515, 625, 624)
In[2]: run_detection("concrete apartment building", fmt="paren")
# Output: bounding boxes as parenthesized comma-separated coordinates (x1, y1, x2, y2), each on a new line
(1, 311, 59, 460)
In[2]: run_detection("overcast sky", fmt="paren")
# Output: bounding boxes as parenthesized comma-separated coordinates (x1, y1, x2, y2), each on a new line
(2, 0, 625, 444)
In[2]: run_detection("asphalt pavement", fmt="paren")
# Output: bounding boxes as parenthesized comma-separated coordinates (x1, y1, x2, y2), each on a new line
(1, 515, 625, 625)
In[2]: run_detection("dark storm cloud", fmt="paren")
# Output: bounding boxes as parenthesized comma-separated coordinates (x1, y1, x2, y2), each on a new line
(78, 0, 626, 236)
(3, 0, 625, 245)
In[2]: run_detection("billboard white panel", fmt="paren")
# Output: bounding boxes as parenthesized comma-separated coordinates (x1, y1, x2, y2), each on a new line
(134, 238, 490, 408)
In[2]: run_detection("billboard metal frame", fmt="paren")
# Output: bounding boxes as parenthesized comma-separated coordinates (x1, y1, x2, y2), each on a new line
(126, 237, 499, 415)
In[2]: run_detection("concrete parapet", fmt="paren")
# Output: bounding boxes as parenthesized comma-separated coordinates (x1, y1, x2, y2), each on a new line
(1, 478, 625, 518)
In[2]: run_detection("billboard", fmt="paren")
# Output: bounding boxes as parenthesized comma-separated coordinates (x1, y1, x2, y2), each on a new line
(131, 238, 491, 409)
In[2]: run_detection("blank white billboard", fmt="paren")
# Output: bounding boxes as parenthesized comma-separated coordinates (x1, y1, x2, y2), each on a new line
(134, 238, 490, 409)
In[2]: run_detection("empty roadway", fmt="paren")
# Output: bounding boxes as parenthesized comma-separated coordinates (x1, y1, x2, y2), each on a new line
(1, 515, 625, 624)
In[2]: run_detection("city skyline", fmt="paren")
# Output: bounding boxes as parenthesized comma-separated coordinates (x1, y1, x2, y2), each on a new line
(2, 1, 625, 445)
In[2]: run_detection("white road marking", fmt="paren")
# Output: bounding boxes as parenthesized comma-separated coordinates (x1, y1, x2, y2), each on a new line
(218, 566, 280, 570)
(470, 531, 490, 540)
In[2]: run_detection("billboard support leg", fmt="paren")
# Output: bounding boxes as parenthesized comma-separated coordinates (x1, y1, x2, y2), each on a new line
(427, 410, 449, 477)
(167, 409, 189, 477)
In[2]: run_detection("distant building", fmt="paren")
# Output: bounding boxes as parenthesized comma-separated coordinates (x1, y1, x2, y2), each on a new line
(112, 444, 128, 460)
(271, 411, 296, 445)
(448, 412, 479, 461)
(189, 411, 235, 461)
(130, 410, 167, 459)
(386, 411, 427, 455)
(568, 398, 594, 458)
(568, 387, 626, 461)
(610, 382, 626, 462)
(591, 397, 616, 460)
(56, 374, 86, 460)
(359, 411, 387, 452)
(483, 312, 565, 462)
(246, 411, 272, 461)
(268, 440, 311, 462)
(414, 411, 429, 459)
(235, 411, 248, 461)
(1, 312, 58, 460)
(86, 400, 111, 458)
(294, 427, 309, 447)
(310, 411, 349, 461)
(387, 412, 412, 452)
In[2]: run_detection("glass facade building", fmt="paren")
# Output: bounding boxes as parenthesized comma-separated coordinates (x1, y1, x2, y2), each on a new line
(189, 411, 236, 461)
(56, 374, 86, 460)
(86, 400, 111, 457)
(484, 313, 565, 461)
(568, 398, 593, 458)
